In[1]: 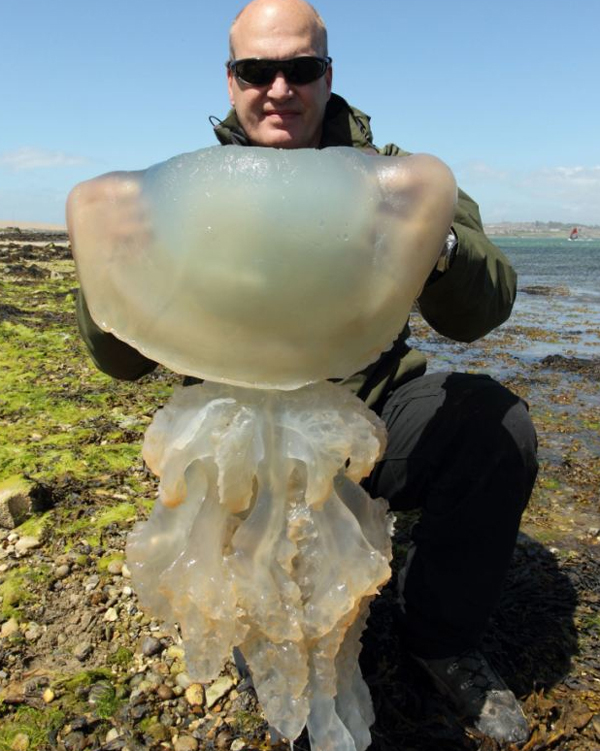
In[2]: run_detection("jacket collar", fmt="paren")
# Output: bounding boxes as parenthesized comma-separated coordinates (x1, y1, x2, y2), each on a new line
(212, 93, 375, 150)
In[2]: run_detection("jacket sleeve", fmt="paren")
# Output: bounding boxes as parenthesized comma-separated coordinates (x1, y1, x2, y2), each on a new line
(76, 290, 158, 380)
(417, 187, 517, 342)
(380, 142, 517, 343)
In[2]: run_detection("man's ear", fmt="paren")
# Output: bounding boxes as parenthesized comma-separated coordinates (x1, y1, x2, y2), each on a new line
(227, 68, 236, 107)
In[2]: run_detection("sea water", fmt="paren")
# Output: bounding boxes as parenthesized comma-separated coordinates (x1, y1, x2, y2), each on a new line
(416, 235, 600, 374)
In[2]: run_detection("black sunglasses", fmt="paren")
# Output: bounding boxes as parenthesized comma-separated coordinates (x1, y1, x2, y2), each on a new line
(227, 56, 331, 86)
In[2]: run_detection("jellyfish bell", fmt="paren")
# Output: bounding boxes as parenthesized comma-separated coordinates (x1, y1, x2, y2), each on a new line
(70, 146, 456, 389)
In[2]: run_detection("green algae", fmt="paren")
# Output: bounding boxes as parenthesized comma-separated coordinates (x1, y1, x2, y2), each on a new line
(0, 706, 65, 751)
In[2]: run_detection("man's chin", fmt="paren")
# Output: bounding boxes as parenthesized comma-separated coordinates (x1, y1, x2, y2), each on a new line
(252, 126, 314, 150)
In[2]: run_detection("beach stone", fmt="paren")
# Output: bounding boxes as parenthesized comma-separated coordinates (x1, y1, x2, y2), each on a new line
(205, 676, 235, 708)
(230, 740, 246, 751)
(0, 476, 35, 529)
(157, 684, 175, 700)
(184, 683, 205, 708)
(174, 736, 199, 751)
(105, 728, 120, 744)
(14, 536, 41, 555)
(73, 641, 93, 661)
(1, 618, 20, 638)
(63, 731, 87, 751)
(56, 564, 71, 579)
(10, 733, 30, 751)
(107, 559, 123, 575)
(104, 607, 118, 622)
(43, 688, 56, 703)
(141, 635, 162, 656)
(176, 672, 192, 689)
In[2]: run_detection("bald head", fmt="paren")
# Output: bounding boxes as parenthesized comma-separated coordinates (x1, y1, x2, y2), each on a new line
(229, 0, 328, 60)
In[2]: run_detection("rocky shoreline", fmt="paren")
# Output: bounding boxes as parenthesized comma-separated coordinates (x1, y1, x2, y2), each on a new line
(1, 230, 599, 750)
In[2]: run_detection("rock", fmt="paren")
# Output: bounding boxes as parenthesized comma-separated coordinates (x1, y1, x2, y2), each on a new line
(63, 731, 87, 751)
(107, 559, 123, 575)
(0, 476, 35, 529)
(104, 607, 118, 622)
(216, 730, 233, 749)
(176, 672, 192, 689)
(230, 740, 247, 751)
(205, 675, 235, 708)
(24, 622, 41, 641)
(157, 684, 175, 700)
(184, 683, 205, 708)
(10, 733, 30, 751)
(14, 536, 41, 555)
(43, 687, 55, 703)
(105, 728, 120, 744)
(1, 618, 20, 638)
(174, 736, 199, 751)
(141, 636, 162, 657)
(55, 564, 71, 579)
(121, 562, 131, 578)
(73, 641, 93, 661)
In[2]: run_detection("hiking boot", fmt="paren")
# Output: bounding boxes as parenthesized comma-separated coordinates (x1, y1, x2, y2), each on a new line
(412, 648, 529, 745)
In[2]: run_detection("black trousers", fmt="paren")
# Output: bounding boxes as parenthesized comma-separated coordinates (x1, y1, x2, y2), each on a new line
(363, 372, 539, 659)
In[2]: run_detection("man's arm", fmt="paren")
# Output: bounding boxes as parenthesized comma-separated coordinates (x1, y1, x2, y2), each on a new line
(381, 144, 517, 343)
(76, 290, 158, 380)
(68, 172, 158, 380)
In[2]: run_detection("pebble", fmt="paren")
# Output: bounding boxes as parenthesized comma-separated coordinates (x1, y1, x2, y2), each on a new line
(173, 736, 199, 751)
(230, 740, 246, 751)
(121, 562, 131, 578)
(73, 641, 93, 661)
(1, 618, 20, 638)
(184, 683, 205, 708)
(63, 731, 87, 751)
(205, 676, 235, 708)
(84, 574, 100, 592)
(10, 733, 29, 751)
(122, 585, 133, 596)
(157, 684, 175, 700)
(176, 672, 192, 689)
(24, 622, 41, 641)
(141, 636, 162, 657)
(107, 559, 123, 575)
(55, 564, 71, 579)
(104, 607, 118, 622)
(42, 687, 55, 703)
(105, 729, 120, 743)
(14, 536, 41, 555)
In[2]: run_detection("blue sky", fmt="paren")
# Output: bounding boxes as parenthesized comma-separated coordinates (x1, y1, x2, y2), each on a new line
(1, 0, 599, 226)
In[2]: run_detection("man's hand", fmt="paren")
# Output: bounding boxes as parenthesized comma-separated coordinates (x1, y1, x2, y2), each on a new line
(66, 171, 153, 258)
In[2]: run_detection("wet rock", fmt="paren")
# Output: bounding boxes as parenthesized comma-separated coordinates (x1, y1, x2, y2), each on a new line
(104, 607, 118, 622)
(10, 733, 30, 751)
(129, 702, 150, 720)
(56, 564, 71, 579)
(107, 559, 123, 575)
(43, 687, 56, 703)
(1, 618, 20, 638)
(141, 635, 162, 656)
(73, 641, 93, 661)
(205, 676, 235, 708)
(14, 536, 41, 555)
(185, 683, 205, 708)
(174, 735, 199, 751)
(63, 731, 87, 751)
(157, 684, 175, 700)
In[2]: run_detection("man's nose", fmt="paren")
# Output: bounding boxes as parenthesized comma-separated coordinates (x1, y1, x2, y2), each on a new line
(267, 71, 293, 98)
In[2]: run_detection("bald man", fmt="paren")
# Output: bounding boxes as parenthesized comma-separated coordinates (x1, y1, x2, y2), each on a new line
(72, 0, 536, 744)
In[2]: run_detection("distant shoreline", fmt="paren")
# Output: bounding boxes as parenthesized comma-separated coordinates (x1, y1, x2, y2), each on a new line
(1, 220, 599, 240)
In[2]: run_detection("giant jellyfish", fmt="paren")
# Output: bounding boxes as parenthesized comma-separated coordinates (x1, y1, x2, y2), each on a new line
(69, 145, 456, 751)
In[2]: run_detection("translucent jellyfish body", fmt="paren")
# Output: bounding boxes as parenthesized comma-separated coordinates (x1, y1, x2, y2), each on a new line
(69, 146, 456, 751)
(71, 146, 456, 390)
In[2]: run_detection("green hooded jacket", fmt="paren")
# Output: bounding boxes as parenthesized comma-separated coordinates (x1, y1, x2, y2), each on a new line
(76, 93, 516, 411)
